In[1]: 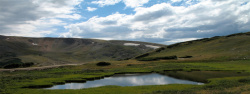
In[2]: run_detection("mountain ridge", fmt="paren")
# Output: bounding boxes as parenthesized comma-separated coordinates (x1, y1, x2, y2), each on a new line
(135, 32, 250, 61)
(0, 35, 164, 67)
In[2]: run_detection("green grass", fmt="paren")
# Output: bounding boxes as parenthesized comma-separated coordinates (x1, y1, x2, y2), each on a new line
(13, 84, 200, 94)
(142, 33, 250, 61)
(1, 32, 250, 94)
(1, 60, 250, 94)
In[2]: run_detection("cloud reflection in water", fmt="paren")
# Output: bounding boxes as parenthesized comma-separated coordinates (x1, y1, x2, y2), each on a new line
(46, 73, 203, 89)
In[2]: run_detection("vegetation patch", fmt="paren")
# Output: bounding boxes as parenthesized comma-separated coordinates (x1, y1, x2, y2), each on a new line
(155, 47, 165, 52)
(135, 53, 150, 59)
(0, 58, 34, 68)
(0, 52, 16, 59)
(161, 71, 250, 83)
(96, 62, 111, 66)
(137, 55, 177, 61)
(238, 77, 250, 83)
(1, 60, 250, 94)
(22, 84, 53, 89)
(179, 55, 193, 58)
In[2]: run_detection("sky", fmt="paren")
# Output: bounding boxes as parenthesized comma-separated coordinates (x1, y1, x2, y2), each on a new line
(0, 0, 249, 45)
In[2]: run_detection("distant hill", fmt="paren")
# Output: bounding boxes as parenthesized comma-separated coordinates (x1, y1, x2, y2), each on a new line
(0, 35, 164, 67)
(135, 32, 250, 61)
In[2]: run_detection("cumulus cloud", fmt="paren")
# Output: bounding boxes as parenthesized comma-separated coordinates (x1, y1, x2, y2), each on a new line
(92, 0, 122, 7)
(1, 0, 249, 45)
(61, 13, 132, 39)
(92, 0, 149, 8)
(62, 0, 250, 44)
(0, 0, 83, 37)
(171, 0, 182, 2)
(123, 0, 149, 8)
(87, 7, 97, 11)
(133, 3, 173, 22)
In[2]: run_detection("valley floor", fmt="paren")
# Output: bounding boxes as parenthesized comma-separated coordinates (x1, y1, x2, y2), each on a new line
(1, 59, 250, 94)
(0, 63, 82, 72)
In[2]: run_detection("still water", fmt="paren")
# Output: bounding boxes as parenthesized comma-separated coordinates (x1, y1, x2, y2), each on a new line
(46, 73, 203, 89)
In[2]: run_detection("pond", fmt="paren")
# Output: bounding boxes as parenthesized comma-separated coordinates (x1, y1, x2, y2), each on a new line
(45, 73, 203, 89)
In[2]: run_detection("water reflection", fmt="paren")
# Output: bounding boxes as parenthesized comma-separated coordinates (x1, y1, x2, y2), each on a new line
(46, 73, 203, 89)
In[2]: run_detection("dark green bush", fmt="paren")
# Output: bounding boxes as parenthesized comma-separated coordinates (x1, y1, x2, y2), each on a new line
(1, 58, 34, 68)
(155, 47, 165, 52)
(3, 62, 34, 69)
(179, 56, 193, 58)
(167, 44, 181, 48)
(3, 63, 22, 68)
(137, 55, 177, 61)
(22, 62, 34, 67)
(238, 77, 250, 83)
(96, 62, 111, 66)
(0, 58, 22, 67)
(135, 53, 149, 59)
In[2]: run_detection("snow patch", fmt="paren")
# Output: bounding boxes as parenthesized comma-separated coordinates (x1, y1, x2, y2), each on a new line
(124, 43, 140, 46)
(32, 43, 38, 46)
(145, 45, 160, 49)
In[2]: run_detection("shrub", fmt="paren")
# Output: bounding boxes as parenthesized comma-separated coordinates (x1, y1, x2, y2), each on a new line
(238, 77, 250, 83)
(1, 58, 34, 68)
(96, 62, 111, 66)
(3, 62, 34, 69)
(167, 44, 181, 48)
(179, 56, 193, 58)
(135, 53, 149, 59)
(22, 62, 34, 67)
(0, 58, 22, 68)
(3, 63, 22, 68)
(137, 55, 177, 61)
(127, 64, 133, 66)
(155, 47, 165, 52)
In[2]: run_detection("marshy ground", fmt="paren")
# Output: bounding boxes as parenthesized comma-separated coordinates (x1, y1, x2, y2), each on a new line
(1, 59, 250, 94)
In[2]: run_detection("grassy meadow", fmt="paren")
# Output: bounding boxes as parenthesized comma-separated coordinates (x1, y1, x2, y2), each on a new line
(1, 59, 250, 94)
(1, 32, 250, 94)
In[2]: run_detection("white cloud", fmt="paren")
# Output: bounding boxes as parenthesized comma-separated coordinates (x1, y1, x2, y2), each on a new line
(5, 24, 54, 37)
(0, 0, 83, 37)
(92, 0, 149, 8)
(133, 3, 173, 21)
(56, 14, 82, 20)
(171, 0, 182, 3)
(87, 7, 97, 11)
(123, 0, 149, 8)
(62, 13, 131, 39)
(1, 0, 249, 45)
(62, 0, 250, 44)
(92, 0, 122, 7)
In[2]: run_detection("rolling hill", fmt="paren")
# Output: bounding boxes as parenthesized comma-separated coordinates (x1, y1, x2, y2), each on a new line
(0, 35, 164, 67)
(136, 32, 250, 61)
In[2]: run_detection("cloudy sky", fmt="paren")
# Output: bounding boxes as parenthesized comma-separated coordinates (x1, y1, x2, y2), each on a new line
(0, 0, 249, 44)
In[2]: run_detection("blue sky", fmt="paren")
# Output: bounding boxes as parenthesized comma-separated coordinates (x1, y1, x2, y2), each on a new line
(0, 0, 249, 44)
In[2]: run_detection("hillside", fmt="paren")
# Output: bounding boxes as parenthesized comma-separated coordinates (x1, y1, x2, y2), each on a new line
(0, 35, 164, 67)
(136, 32, 250, 61)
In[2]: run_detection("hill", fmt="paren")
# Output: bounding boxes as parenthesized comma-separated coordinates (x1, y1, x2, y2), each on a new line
(0, 35, 164, 67)
(136, 32, 250, 61)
